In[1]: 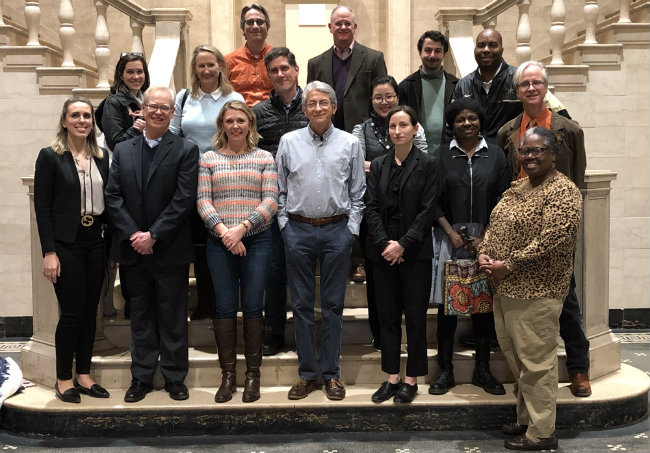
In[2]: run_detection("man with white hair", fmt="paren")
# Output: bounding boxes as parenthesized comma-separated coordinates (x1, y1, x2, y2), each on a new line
(275, 81, 365, 401)
(106, 86, 199, 403)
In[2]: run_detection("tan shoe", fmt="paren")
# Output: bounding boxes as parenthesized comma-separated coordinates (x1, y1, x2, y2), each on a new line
(324, 378, 346, 400)
(569, 372, 592, 397)
(288, 378, 320, 400)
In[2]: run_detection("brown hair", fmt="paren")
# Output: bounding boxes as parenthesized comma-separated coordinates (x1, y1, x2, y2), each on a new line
(51, 97, 102, 159)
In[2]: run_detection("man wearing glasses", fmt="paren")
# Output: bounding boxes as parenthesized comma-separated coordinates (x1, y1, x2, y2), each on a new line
(398, 30, 459, 152)
(307, 5, 386, 133)
(225, 4, 274, 106)
(106, 87, 199, 403)
(497, 60, 590, 399)
(275, 81, 365, 401)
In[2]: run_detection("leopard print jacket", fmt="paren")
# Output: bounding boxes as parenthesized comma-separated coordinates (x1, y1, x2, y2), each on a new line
(478, 171, 582, 300)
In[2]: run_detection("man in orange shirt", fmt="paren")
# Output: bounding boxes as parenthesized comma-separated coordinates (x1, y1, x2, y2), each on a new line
(225, 4, 274, 106)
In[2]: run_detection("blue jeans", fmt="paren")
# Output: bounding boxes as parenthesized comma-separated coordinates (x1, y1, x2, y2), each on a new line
(206, 229, 272, 319)
(281, 218, 354, 380)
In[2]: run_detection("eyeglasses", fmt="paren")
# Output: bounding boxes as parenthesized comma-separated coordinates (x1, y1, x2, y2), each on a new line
(454, 115, 480, 124)
(517, 80, 546, 89)
(518, 146, 549, 157)
(120, 52, 144, 58)
(372, 94, 397, 103)
(143, 103, 172, 113)
(333, 21, 354, 29)
(245, 19, 266, 26)
(306, 100, 332, 109)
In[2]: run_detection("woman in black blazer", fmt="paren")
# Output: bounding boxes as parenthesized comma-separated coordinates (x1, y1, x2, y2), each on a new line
(34, 97, 111, 403)
(365, 105, 439, 404)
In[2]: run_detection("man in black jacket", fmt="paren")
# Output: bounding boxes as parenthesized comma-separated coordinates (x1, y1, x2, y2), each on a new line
(398, 30, 458, 151)
(253, 47, 309, 356)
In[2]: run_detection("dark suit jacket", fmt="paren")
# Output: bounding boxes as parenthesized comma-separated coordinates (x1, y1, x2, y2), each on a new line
(34, 146, 110, 255)
(105, 130, 199, 266)
(398, 68, 459, 144)
(307, 42, 387, 132)
(364, 147, 439, 262)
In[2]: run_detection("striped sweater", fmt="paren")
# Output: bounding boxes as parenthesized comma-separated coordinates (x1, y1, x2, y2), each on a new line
(197, 148, 278, 237)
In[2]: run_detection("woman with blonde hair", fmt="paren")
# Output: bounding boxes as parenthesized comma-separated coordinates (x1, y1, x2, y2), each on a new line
(197, 100, 277, 404)
(170, 45, 244, 320)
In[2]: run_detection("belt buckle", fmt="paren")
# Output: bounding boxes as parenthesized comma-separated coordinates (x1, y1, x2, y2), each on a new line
(81, 215, 94, 227)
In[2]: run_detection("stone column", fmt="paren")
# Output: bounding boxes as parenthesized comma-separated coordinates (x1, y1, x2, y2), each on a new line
(385, 0, 411, 82)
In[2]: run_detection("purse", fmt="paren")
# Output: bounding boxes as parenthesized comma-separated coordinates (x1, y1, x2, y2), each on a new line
(443, 259, 493, 316)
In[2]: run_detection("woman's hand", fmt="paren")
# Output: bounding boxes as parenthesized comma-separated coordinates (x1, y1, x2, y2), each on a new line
(220, 224, 246, 250)
(230, 241, 247, 256)
(364, 160, 371, 173)
(382, 240, 404, 266)
(448, 230, 465, 249)
(43, 252, 61, 283)
(130, 110, 145, 131)
(479, 254, 511, 283)
(463, 234, 484, 254)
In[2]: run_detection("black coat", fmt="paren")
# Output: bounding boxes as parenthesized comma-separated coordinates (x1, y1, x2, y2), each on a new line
(105, 131, 199, 266)
(365, 147, 439, 262)
(34, 146, 110, 255)
(101, 89, 143, 150)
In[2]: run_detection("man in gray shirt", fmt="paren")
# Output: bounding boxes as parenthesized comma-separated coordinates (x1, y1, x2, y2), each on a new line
(275, 81, 365, 401)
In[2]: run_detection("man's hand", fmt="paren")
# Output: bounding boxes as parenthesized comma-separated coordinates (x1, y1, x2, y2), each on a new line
(381, 240, 405, 266)
(130, 231, 156, 255)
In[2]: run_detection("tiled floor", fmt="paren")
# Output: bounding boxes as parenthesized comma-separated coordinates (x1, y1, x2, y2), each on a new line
(0, 331, 648, 452)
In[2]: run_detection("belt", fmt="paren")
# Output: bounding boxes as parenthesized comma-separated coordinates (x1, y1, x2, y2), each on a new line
(80, 215, 103, 227)
(288, 213, 347, 227)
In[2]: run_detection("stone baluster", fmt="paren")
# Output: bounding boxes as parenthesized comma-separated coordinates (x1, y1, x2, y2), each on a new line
(516, 0, 532, 64)
(482, 17, 497, 29)
(130, 18, 145, 56)
(618, 0, 631, 23)
(550, 0, 566, 65)
(584, 1, 599, 44)
(94, 1, 110, 88)
(25, 0, 41, 45)
(58, 0, 75, 67)
(1, 0, 6, 26)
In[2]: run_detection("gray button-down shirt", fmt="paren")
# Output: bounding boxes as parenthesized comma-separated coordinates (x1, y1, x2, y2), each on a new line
(276, 123, 366, 235)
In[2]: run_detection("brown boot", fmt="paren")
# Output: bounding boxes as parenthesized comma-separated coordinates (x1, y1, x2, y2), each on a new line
(213, 318, 237, 403)
(242, 317, 264, 403)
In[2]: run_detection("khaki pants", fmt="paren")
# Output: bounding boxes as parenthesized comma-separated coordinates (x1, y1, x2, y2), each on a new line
(493, 294, 563, 438)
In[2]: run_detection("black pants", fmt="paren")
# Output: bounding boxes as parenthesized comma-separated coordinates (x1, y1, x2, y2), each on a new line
(121, 259, 190, 384)
(560, 274, 590, 374)
(436, 309, 496, 341)
(358, 218, 380, 342)
(373, 259, 431, 377)
(53, 223, 105, 380)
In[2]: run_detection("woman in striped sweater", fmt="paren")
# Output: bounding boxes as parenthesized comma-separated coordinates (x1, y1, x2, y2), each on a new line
(197, 100, 278, 404)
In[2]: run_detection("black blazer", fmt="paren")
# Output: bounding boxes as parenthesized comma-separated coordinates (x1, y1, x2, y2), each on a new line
(307, 42, 387, 132)
(34, 146, 110, 255)
(364, 147, 439, 262)
(105, 131, 199, 266)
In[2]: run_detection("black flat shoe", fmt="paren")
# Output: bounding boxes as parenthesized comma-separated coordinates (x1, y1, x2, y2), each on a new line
(164, 381, 189, 401)
(74, 379, 110, 398)
(55, 382, 80, 404)
(124, 379, 153, 403)
(371, 380, 401, 403)
(262, 334, 285, 356)
(393, 382, 418, 404)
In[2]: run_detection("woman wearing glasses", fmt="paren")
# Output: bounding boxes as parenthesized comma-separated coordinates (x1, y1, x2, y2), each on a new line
(170, 45, 244, 320)
(34, 97, 111, 403)
(352, 75, 427, 351)
(478, 127, 582, 451)
(197, 100, 277, 404)
(429, 98, 510, 397)
(100, 52, 150, 151)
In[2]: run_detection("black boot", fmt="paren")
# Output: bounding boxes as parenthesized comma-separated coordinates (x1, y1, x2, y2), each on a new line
(429, 339, 456, 395)
(242, 317, 263, 403)
(213, 318, 238, 402)
(472, 336, 506, 395)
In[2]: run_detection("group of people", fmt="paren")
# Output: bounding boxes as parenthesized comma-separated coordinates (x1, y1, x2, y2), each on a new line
(33, 3, 589, 451)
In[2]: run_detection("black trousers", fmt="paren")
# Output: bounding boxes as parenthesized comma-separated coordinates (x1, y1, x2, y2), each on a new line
(53, 223, 105, 380)
(121, 259, 189, 384)
(436, 309, 497, 341)
(373, 259, 431, 377)
(358, 218, 380, 343)
(560, 274, 590, 374)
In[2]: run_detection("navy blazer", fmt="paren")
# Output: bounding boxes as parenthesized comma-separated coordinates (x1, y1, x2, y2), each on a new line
(105, 130, 199, 266)
(34, 146, 110, 255)
(364, 147, 439, 262)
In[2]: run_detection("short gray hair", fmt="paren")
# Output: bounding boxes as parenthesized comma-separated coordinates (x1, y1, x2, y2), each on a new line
(513, 61, 547, 89)
(330, 5, 355, 22)
(302, 81, 337, 107)
(143, 86, 175, 106)
(521, 126, 558, 153)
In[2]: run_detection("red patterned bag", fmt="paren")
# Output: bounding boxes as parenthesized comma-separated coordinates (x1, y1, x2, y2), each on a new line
(443, 259, 493, 315)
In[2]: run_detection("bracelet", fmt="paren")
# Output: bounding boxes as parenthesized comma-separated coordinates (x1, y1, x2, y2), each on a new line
(241, 221, 251, 230)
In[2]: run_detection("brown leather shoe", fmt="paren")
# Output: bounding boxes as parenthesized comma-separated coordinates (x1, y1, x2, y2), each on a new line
(569, 372, 592, 397)
(324, 378, 346, 400)
(288, 379, 320, 400)
(504, 433, 557, 450)
(501, 421, 528, 435)
(351, 264, 366, 283)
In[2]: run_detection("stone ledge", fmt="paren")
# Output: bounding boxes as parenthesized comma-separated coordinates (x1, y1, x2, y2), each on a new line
(577, 43, 624, 66)
(546, 64, 590, 88)
(35, 66, 98, 95)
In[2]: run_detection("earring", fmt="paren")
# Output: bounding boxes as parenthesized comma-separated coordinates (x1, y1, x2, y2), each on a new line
(552, 161, 556, 168)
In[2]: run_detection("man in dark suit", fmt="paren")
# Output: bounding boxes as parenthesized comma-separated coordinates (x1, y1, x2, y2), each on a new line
(105, 86, 199, 403)
(307, 5, 387, 133)
(398, 30, 459, 151)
